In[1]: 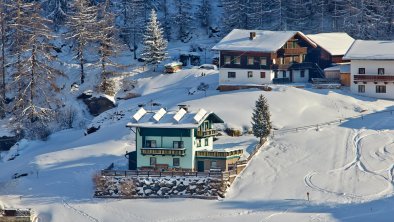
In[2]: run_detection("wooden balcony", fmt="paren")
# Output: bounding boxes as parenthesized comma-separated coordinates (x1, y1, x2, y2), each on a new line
(354, 75, 394, 82)
(278, 47, 307, 55)
(195, 149, 243, 159)
(271, 64, 291, 70)
(196, 129, 217, 138)
(141, 148, 186, 156)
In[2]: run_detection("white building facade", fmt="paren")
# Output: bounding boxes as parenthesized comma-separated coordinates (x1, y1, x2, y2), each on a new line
(344, 40, 394, 99)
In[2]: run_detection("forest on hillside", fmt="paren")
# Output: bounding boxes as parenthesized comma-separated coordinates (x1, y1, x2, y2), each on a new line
(0, 0, 392, 139)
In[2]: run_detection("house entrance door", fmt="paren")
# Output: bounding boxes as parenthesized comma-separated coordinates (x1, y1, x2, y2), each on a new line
(197, 161, 204, 172)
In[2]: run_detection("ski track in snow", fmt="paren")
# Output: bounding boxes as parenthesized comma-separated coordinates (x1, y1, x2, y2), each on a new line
(304, 129, 394, 202)
(62, 199, 99, 222)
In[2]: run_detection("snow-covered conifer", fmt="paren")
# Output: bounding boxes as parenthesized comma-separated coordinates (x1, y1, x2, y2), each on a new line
(141, 9, 168, 69)
(45, 0, 68, 30)
(67, 0, 99, 84)
(10, 2, 63, 138)
(251, 94, 272, 145)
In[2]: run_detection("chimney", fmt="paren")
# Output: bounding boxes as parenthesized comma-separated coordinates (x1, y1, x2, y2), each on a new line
(249, 32, 256, 40)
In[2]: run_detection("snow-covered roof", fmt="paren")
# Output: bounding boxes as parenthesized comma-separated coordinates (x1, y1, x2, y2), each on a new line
(126, 108, 224, 129)
(340, 63, 350, 73)
(307, 33, 354, 56)
(324, 65, 340, 71)
(212, 29, 316, 52)
(343, 40, 394, 60)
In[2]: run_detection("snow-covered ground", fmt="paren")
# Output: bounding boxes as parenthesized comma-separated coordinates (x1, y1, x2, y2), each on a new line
(2, 69, 394, 221)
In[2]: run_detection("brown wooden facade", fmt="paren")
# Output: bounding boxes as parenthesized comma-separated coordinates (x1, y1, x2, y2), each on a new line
(310, 47, 350, 70)
(219, 33, 318, 81)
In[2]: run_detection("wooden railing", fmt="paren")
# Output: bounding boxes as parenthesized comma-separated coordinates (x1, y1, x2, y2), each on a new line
(195, 149, 243, 158)
(278, 47, 307, 55)
(354, 75, 394, 82)
(101, 170, 227, 178)
(141, 148, 186, 156)
(196, 129, 217, 138)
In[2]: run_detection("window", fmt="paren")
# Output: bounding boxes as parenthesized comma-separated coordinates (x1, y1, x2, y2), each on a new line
(173, 141, 184, 148)
(376, 85, 386, 93)
(300, 70, 305, 78)
(247, 56, 254, 65)
(150, 157, 156, 166)
(173, 158, 180, 167)
(279, 57, 284, 64)
(228, 72, 236, 78)
(211, 161, 217, 168)
(247, 71, 253, 78)
(205, 138, 209, 146)
(260, 57, 267, 66)
(292, 41, 297, 48)
(224, 56, 231, 65)
(234, 56, 241, 65)
(358, 68, 365, 74)
(146, 140, 156, 148)
(197, 139, 201, 147)
(290, 56, 295, 63)
(260, 72, 266, 78)
(282, 71, 287, 78)
(378, 68, 385, 75)
(358, 85, 365, 93)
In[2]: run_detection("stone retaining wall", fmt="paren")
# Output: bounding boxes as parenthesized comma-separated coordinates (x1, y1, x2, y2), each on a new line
(94, 176, 227, 199)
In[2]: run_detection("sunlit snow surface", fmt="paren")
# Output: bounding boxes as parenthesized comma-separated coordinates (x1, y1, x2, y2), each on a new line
(2, 69, 394, 222)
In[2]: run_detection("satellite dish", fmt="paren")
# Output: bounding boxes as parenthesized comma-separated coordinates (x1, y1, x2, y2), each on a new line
(173, 108, 187, 122)
(132, 107, 147, 122)
(153, 108, 166, 122)
(193, 108, 207, 123)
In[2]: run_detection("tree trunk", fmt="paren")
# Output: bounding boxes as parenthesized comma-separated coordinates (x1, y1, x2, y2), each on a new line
(0, 2, 5, 118)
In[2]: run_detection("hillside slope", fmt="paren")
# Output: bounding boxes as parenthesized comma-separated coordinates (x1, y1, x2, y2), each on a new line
(1, 69, 394, 221)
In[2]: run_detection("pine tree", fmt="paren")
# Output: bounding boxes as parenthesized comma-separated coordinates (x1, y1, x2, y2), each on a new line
(10, 2, 63, 138)
(173, 0, 193, 42)
(45, 0, 68, 30)
(251, 94, 272, 145)
(141, 9, 168, 69)
(196, 0, 211, 35)
(67, 0, 99, 84)
(119, 0, 145, 60)
(97, 0, 124, 93)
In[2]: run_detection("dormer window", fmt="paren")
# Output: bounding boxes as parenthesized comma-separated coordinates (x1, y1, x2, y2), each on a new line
(378, 68, 385, 75)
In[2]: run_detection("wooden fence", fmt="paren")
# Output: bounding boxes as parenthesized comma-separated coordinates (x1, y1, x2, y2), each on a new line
(101, 170, 230, 178)
(272, 109, 394, 137)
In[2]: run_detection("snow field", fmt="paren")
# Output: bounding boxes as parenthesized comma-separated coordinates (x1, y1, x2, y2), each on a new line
(2, 69, 394, 221)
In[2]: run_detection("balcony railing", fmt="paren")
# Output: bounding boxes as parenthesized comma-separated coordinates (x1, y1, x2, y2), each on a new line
(196, 129, 217, 138)
(195, 149, 243, 159)
(141, 147, 186, 156)
(354, 75, 394, 82)
(278, 47, 307, 55)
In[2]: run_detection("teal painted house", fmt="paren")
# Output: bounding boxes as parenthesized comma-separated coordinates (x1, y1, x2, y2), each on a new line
(127, 107, 243, 172)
